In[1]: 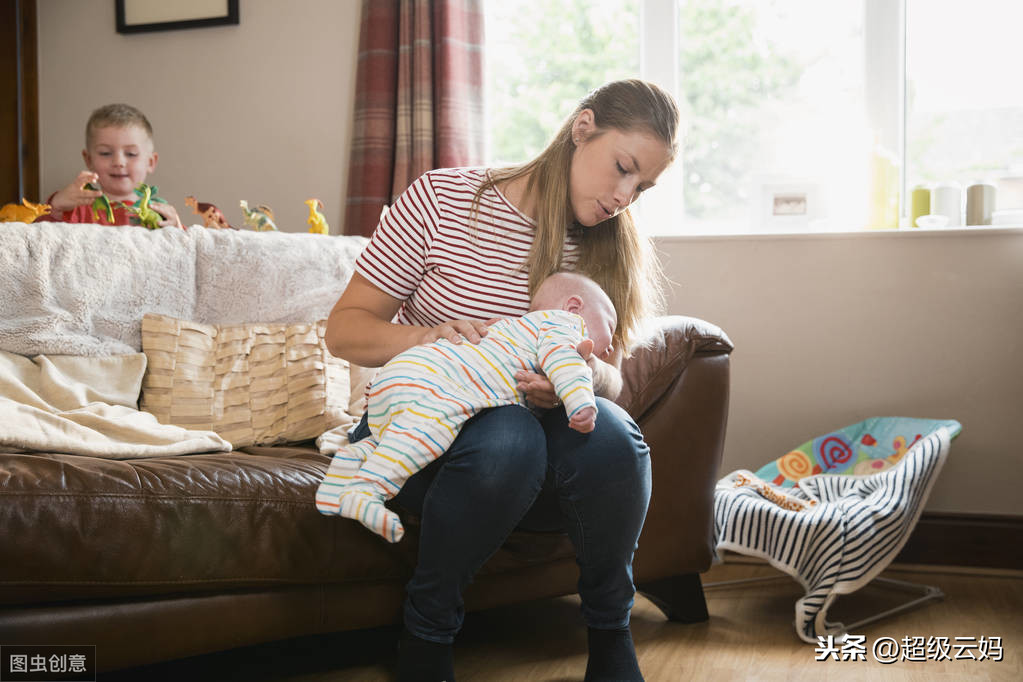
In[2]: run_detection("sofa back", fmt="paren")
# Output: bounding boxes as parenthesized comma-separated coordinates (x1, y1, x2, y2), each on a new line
(0, 222, 367, 357)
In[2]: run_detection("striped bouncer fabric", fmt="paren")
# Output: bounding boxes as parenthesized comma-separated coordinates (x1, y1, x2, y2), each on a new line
(713, 417, 962, 643)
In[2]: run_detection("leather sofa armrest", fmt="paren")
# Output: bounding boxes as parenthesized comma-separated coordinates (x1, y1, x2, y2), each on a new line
(621, 316, 734, 580)
(616, 315, 734, 419)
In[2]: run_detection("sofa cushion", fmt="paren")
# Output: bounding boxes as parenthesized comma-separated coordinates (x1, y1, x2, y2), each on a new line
(0, 447, 411, 605)
(140, 313, 358, 447)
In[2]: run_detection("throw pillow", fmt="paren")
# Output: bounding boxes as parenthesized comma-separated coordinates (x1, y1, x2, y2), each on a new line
(140, 313, 362, 447)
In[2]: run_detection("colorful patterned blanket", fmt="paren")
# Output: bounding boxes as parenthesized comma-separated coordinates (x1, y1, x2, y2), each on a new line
(713, 417, 962, 642)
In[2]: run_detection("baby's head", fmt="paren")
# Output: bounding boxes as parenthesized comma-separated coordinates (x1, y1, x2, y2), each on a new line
(82, 104, 157, 202)
(531, 271, 618, 359)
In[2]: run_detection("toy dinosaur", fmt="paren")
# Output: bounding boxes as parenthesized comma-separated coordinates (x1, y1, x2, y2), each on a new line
(0, 198, 51, 223)
(84, 182, 115, 223)
(185, 195, 234, 229)
(239, 199, 278, 231)
(305, 198, 329, 235)
(130, 183, 168, 230)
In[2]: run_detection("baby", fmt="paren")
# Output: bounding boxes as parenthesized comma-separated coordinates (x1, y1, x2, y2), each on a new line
(315, 271, 617, 542)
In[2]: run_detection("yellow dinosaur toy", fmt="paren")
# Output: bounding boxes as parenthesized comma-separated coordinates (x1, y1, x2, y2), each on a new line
(0, 198, 51, 223)
(305, 198, 329, 235)
(239, 200, 278, 231)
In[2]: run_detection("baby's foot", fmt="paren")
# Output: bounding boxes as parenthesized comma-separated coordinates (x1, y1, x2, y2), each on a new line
(315, 449, 366, 515)
(338, 487, 405, 543)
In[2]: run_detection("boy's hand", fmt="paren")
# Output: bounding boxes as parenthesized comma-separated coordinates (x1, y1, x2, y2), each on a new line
(150, 201, 185, 230)
(569, 406, 597, 433)
(49, 171, 102, 213)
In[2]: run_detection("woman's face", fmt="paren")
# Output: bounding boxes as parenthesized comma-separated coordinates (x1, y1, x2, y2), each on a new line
(568, 111, 673, 227)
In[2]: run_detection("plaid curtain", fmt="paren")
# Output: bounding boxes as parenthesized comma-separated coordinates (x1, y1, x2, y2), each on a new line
(344, 0, 485, 237)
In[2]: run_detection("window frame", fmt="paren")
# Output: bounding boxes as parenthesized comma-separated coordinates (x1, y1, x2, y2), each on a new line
(487, 0, 1019, 234)
(638, 0, 908, 233)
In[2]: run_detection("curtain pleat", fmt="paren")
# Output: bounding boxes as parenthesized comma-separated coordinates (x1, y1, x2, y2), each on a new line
(344, 0, 484, 237)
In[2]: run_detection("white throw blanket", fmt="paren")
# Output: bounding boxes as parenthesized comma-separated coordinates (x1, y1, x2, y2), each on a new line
(0, 350, 230, 458)
(0, 222, 367, 356)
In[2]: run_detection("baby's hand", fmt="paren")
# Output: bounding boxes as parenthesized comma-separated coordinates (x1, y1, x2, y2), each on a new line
(49, 171, 102, 213)
(569, 406, 597, 433)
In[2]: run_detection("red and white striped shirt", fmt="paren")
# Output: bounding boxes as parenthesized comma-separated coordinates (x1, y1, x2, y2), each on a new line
(356, 168, 580, 328)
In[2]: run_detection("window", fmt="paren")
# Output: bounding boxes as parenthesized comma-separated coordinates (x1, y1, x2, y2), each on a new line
(484, 0, 1023, 234)
(905, 0, 1023, 215)
(484, 0, 640, 166)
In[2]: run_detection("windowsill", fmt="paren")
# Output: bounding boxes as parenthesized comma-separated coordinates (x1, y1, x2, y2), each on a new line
(651, 224, 1023, 242)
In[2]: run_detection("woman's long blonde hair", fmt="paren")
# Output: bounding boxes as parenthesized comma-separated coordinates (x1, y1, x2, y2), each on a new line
(473, 79, 680, 353)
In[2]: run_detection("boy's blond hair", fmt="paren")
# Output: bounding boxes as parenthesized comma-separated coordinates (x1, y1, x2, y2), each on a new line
(85, 103, 154, 148)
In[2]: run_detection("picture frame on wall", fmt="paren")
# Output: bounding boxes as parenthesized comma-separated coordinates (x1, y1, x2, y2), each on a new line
(755, 179, 824, 233)
(115, 0, 239, 34)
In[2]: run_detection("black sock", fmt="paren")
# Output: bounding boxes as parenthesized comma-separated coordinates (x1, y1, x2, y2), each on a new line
(583, 626, 644, 682)
(396, 628, 455, 682)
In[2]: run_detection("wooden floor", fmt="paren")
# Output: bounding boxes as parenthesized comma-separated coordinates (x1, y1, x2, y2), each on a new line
(106, 559, 1022, 681)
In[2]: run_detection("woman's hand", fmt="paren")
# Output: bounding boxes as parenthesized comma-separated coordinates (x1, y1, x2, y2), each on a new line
(515, 369, 559, 409)
(326, 274, 502, 367)
(418, 319, 491, 346)
(515, 339, 595, 410)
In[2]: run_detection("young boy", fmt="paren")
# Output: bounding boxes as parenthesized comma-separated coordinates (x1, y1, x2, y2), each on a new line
(314, 271, 618, 543)
(42, 103, 182, 228)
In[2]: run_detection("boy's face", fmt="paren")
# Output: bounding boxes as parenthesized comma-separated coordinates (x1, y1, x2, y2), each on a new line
(82, 125, 157, 202)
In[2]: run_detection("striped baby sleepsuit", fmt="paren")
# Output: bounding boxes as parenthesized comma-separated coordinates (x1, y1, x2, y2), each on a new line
(314, 309, 596, 542)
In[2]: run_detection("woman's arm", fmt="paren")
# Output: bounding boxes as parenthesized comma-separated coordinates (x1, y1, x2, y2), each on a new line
(326, 273, 491, 367)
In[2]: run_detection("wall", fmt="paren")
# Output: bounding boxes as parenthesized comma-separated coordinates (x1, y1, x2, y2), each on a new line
(656, 228, 1023, 515)
(37, 0, 361, 233)
(36, 2, 1022, 515)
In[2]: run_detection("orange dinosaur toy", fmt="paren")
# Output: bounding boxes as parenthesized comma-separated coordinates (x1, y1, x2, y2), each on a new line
(185, 195, 234, 229)
(0, 198, 51, 223)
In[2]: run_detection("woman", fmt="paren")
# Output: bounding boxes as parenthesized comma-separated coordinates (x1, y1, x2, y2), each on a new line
(326, 79, 679, 682)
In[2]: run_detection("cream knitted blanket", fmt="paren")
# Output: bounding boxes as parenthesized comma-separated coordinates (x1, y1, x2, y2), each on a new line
(0, 349, 230, 458)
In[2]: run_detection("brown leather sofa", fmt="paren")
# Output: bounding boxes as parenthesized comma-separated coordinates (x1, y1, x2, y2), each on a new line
(0, 315, 732, 672)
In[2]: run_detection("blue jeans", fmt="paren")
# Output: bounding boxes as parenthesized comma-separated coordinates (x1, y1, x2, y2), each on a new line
(348, 397, 652, 644)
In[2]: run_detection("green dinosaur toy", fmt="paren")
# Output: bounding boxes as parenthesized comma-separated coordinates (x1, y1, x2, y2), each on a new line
(130, 183, 168, 230)
(84, 182, 115, 223)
